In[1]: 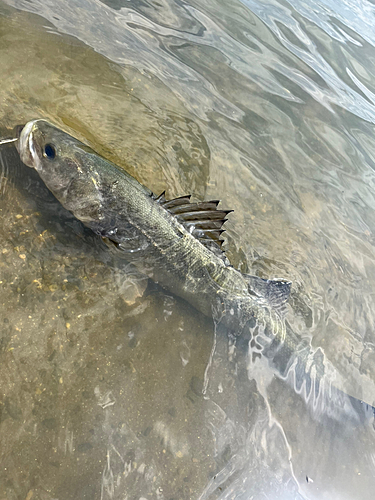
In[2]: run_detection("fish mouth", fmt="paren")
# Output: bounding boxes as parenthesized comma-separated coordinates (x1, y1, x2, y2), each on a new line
(16, 120, 39, 168)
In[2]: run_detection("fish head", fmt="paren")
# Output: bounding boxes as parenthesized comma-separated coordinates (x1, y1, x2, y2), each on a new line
(16, 119, 100, 209)
(16, 119, 153, 226)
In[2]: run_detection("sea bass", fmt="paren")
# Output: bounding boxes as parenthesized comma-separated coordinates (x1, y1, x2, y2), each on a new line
(16, 120, 291, 330)
(14, 119, 375, 421)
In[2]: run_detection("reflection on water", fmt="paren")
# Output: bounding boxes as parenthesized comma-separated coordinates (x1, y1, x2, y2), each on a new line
(1, 0, 375, 498)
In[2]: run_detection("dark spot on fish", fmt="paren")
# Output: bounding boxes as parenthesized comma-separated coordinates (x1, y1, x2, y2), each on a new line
(44, 144, 56, 159)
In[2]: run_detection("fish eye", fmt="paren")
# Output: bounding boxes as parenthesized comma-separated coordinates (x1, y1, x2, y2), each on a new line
(44, 144, 56, 159)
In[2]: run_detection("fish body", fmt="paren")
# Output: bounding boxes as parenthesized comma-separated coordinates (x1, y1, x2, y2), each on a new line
(17, 119, 290, 337)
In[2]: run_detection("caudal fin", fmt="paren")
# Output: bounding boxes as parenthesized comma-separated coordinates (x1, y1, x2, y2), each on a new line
(244, 274, 292, 315)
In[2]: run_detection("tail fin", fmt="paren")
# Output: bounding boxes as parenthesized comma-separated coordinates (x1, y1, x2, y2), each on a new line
(245, 274, 292, 314)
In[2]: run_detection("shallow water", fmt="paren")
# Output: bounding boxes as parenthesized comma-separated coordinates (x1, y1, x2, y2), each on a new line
(1, 0, 375, 499)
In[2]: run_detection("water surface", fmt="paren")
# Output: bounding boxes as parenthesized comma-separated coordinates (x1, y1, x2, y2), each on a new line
(1, 0, 375, 499)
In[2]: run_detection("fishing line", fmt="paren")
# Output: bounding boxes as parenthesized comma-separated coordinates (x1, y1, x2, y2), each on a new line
(0, 138, 17, 145)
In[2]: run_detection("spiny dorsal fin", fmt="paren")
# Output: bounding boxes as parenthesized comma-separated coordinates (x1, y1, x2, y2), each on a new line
(154, 190, 167, 204)
(162, 195, 191, 209)
(152, 191, 232, 260)
(176, 209, 232, 221)
(168, 201, 220, 214)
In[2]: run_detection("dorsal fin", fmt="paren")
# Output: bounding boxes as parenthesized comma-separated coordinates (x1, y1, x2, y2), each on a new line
(162, 195, 191, 209)
(168, 201, 220, 214)
(154, 190, 167, 204)
(152, 191, 232, 260)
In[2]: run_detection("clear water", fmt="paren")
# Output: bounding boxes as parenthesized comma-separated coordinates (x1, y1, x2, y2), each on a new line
(1, 0, 375, 499)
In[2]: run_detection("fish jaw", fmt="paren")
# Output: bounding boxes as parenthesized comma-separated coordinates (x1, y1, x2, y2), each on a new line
(16, 119, 42, 170)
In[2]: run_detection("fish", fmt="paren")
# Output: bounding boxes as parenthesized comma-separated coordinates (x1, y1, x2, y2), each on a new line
(16, 119, 291, 331)
(15, 119, 375, 423)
